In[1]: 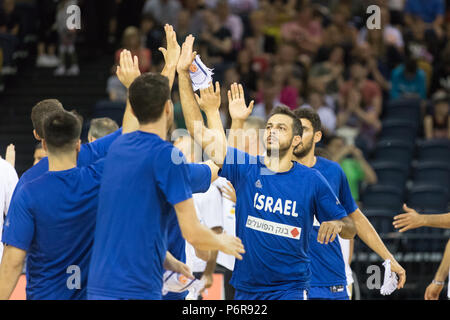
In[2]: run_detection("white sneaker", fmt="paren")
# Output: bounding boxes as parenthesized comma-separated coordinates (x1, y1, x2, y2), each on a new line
(54, 65, 66, 76)
(46, 55, 60, 67)
(36, 54, 50, 67)
(67, 64, 80, 76)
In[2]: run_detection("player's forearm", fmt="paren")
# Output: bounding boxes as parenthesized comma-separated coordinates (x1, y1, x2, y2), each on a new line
(186, 223, 227, 252)
(351, 209, 395, 261)
(203, 250, 219, 276)
(163, 251, 179, 271)
(434, 240, 450, 282)
(161, 64, 177, 91)
(122, 99, 140, 134)
(0, 258, 24, 300)
(422, 213, 450, 229)
(178, 71, 206, 138)
(228, 119, 246, 151)
(339, 216, 357, 239)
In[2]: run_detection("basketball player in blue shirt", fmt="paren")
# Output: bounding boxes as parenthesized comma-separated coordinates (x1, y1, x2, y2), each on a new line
(291, 108, 406, 299)
(87, 31, 245, 300)
(176, 35, 356, 300)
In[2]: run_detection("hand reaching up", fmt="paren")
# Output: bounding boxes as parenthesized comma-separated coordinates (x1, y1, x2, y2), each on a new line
(159, 24, 181, 68)
(228, 83, 254, 122)
(116, 50, 141, 89)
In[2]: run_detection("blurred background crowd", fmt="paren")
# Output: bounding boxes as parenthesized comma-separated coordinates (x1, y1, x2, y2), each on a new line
(0, 0, 449, 299)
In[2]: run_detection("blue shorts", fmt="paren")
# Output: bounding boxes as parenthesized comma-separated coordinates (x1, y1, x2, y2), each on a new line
(308, 286, 349, 300)
(234, 288, 308, 300)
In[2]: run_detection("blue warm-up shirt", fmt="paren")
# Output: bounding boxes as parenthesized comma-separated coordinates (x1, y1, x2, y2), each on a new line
(219, 148, 347, 293)
(87, 131, 193, 300)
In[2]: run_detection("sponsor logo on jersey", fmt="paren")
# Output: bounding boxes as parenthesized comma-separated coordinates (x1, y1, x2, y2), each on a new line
(255, 180, 262, 189)
(246, 216, 301, 240)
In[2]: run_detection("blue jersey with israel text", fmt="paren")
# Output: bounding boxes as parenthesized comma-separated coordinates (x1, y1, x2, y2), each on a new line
(2, 160, 105, 300)
(87, 131, 193, 300)
(219, 148, 347, 293)
(309, 157, 358, 288)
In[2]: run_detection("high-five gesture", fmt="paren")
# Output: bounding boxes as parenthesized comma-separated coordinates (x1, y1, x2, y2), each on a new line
(5, 144, 15, 168)
(116, 50, 141, 89)
(177, 35, 197, 73)
(159, 24, 181, 68)
(195, 82, 221, 114)
(228, 83, 254, 122)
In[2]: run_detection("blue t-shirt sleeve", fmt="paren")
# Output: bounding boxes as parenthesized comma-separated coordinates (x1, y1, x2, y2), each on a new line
(187, 163, 211, 194)
(219, 147, 256, 191)
(2, 189, 35, 251)
(338, 168, 358, 214)
(85, 158, 106, 185)
(78, 128, 122, 166)
(154, 146, 193, 206)
(313, 170, 348, 223)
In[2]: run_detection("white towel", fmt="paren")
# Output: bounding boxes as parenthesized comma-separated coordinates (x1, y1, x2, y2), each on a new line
(380, 259, 398, 296)
(189, 55, 214, 91)
(162, 271, 205, 297)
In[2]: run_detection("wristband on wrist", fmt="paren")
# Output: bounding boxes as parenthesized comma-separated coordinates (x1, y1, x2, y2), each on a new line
(432, 280, 445, 286)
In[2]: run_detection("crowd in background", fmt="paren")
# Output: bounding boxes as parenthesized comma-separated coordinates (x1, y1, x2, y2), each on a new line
(1, 0, 450, 202)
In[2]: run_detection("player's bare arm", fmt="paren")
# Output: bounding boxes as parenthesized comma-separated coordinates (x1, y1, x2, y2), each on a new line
(425, 239, 450, 300)
(227, 83, 254, 150)
(163, 251, 194, 280)
(0, 245, 26, 300)
(177, 35, 227, 167)
(393, 204, 450, 231)
(317, 216, 356, 245)
(159, 24, 181, 90)
(350, 208, 406, 289)
(174, 198, 245, 260)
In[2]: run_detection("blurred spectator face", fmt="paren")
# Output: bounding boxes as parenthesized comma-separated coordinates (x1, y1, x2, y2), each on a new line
(278, 44, 298, 65)
(203, 9, 218, 29)
(350, 63, 368, 81)
(273, 65, 287, 87)
(177, 10, 191, 30)
(34, 145, 46, 166)
(237, 49, 252, 66)
(250, 10, 265, 34)
(435, 100, 449, 117)
(404, 58, 418, 80)
(263, 78, 278, 103)
(297, 6, 313, 23)
(123, 27, 141, 50)
(309, 92, 323, 110)
(326, 136, 346, 157)
(141, 16, 155, 34)
(329, 46, 344, 64)
(224, 67, 240, 86)
(3, 0, 15, 13)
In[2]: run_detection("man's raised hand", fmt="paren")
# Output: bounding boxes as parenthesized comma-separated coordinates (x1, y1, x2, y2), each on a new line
(159, 24, 180, 68)
(117, 50, 141, 89)
(228, 83, 254, 122)
(195, 82, 221, 114)
(177, 35, 197, 73)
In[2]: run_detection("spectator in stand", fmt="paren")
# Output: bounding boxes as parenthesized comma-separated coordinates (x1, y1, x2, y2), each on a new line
(33, 142, 46, 166)
(245, 9, 277, 57)
(142, 0, 181, 28)
(115, 26, 151, 73)
(338, 59, 382, 152)
(88, 118, 120, 143)
(424, 91, 450, 140)
(281, 3, 323, 57)
(107, 65, 128, 104)
(300, 90, 337, 137)
(251, 75, 280, 120)
(140, 13, 165, 68)
(430, 43, 450, 95)
(228, 0, 258, 15)
(199, 8, 233, 67)
(215, 0, 243, 50)
(36, 0, 59, 68)
(54, 0, 80, 77)
(322, 4, 357, 52)
(404, 0, 445, 38)
(390, 56, 427, 100)
(236, 49, 257, 96)
(326, 135, 377, 203)
(0, 0, 20, 74)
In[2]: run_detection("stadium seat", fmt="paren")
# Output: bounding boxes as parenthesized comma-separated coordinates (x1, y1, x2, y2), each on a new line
(361, 184, 404, 212)
(371, 161, 409, 189)
(379, 119, 418, 143)
(383, 98, 421, 124)
(373, 139, 414, 165)
(362, 208, 398, 235)
(406, 184, 449, 213)
(417, 139, 450, 163)
(413, 161, 450, 188)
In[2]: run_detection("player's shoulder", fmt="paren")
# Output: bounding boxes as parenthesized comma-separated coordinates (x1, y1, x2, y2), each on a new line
(316, 156, 344, 173)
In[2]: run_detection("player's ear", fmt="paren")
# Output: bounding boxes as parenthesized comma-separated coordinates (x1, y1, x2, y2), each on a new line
(314, 130, 322, 144)
(33, 129, 42, 141)
(292, 134, 302, 149)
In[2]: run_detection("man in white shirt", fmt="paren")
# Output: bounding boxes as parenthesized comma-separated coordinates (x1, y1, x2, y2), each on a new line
(0, 148, 19, 260)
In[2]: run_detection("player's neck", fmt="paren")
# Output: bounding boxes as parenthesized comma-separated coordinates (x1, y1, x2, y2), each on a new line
(139, 119, 168, 141)
(48, 152, 77, 172)
(295, 150, 317, 168)
(264, 152, 294, 173)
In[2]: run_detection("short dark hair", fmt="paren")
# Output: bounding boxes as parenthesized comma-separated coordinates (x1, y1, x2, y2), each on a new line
(268, 105, 303, 137)
(43, 110, 82, 153)
(294, 108, 322, 133)
(129, 73, 171, 124)
(31, 99, 64, 137)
